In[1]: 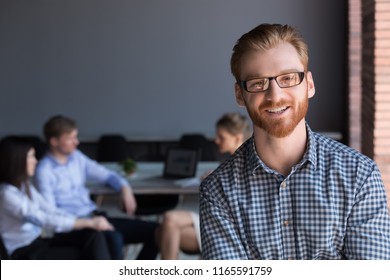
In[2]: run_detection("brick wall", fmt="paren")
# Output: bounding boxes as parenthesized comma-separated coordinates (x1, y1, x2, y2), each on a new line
(349, 0, 362, 151)
(374, 0, 390, 209)
(360, 0, 390, 209)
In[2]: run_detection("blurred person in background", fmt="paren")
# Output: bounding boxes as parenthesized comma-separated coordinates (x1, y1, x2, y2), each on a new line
(35, 115, 159, 259)
(0, 136, 112, 259)
(156, 112, 251, 259)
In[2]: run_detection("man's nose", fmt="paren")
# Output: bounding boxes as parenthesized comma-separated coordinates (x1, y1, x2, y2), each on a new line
(265, 79, 284, 101)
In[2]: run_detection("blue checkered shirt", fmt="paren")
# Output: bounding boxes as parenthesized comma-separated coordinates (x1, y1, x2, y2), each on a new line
(200, 125, 390, 259)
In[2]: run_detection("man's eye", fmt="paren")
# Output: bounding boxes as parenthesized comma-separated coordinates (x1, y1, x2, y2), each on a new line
(281, 75, 293, 81)
(279, 74, 296, 84)
(249, 79, 266, 88)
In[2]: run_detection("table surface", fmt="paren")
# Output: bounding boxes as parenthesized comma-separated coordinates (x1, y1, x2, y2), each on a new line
(88, 161, 220, 195)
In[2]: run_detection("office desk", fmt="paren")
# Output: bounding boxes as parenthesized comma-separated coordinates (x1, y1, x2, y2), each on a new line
(89, 161, 220, 196)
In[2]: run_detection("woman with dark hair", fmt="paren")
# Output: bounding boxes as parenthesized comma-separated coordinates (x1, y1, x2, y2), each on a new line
(0, 137, 113, 259)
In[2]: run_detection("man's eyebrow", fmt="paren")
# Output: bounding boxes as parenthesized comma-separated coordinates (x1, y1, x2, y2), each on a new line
(243, 69, 302, 80)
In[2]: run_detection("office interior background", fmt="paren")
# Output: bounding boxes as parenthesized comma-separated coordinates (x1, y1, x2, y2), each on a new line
(0, 0, 389, 209)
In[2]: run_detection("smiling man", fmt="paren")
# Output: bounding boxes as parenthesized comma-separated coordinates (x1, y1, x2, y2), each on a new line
(199, 23, 390, 260)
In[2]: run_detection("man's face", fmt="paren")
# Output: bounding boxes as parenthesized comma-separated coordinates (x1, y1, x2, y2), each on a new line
(50, 129, 79, 155)
(234, 43, 315, 138)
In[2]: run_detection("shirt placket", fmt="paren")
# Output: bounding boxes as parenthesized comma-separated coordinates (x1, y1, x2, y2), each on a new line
(279, 177, 297, 260)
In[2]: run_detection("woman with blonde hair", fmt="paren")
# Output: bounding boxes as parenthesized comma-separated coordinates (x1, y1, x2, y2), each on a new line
(157, 112, 251, 259)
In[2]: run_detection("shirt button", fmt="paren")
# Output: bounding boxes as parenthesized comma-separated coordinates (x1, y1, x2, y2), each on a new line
(283, 220, 289, 226)
(281, 181, 287, 188)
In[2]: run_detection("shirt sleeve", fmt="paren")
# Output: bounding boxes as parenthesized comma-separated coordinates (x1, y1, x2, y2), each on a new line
(199, 176, 248, 260)
(34, 162, 58, 207)
(344, 164, 390, 259)
(83, 154, 129, 192)
(2, 185, 75, 233)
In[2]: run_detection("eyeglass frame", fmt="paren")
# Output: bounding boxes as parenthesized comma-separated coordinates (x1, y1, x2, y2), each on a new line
(238, 71, 305, 93)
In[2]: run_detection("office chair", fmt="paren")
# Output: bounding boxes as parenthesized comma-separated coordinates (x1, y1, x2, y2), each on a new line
(179, 133, 216, 161)
(97, 134, 129, 162)
(0, 235, 10, 260)
(93, 134, 129, 205)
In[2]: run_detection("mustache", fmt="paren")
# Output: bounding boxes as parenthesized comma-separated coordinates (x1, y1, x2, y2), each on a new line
(258, 100, 289, 110)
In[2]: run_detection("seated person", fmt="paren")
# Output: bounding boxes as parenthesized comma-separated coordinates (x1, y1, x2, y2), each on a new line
(214, 112, 252, 157)
(156, 112, 251, 259)
(0, 137, 113, 259)
(35, 115, 159, 259)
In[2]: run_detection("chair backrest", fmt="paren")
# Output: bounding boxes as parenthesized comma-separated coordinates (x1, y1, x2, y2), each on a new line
(0, 235, 10, 260)
(97, 134, 129, 162)
(179, 133, 216, 161)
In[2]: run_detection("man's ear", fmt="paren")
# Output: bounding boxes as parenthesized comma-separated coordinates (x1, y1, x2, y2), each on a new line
(49, 137, 58, 148)
(306, 71, 315, 98)
(235, 83, 246, 107)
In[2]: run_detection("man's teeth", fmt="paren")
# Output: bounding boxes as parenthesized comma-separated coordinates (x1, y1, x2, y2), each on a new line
(267, 107, 287, 113)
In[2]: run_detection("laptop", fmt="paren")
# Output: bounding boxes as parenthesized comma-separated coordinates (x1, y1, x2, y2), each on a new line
(143, 147, 200, 185)
(163, 147, 200, 179)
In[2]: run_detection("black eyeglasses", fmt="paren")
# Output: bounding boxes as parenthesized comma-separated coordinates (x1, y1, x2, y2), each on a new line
(239, 72, 305, 93)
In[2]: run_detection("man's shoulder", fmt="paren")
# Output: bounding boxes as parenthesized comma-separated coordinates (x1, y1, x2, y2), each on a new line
(35, 156, 57, 185)
(69, 149, 87, 159)
(312, 132, 375, 166)
(37, 154, 55, 170)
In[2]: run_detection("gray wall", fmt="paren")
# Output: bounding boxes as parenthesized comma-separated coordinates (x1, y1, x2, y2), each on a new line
(0, 0, 346, 140)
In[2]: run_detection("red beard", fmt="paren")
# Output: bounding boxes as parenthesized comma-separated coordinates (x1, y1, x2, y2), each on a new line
(246, 98, 309, 138)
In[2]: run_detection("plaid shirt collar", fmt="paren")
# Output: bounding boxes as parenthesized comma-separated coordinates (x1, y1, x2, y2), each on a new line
(247, 123, 317, 175)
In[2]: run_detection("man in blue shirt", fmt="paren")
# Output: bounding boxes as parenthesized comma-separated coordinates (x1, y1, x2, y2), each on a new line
(200, 23, 390, 259)
(35, 115, 159, 259)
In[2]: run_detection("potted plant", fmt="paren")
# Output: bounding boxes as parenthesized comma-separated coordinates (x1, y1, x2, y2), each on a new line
(121, 158, 137, 176)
